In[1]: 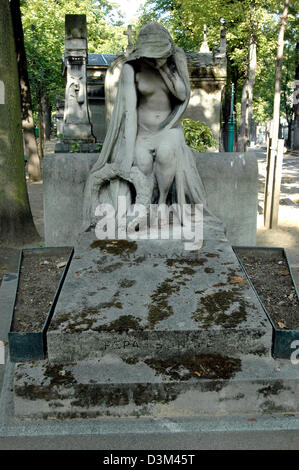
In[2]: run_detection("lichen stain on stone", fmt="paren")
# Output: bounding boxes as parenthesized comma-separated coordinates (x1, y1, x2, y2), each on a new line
(257, 381, 286, 397)
(97, 262, 124, 273)
(103, 314, 142, 332)
(98, 300, 123, 310)
(70, 383, 179, 408)
(147, 278, 177, 328)
(205, 253, 220, 258)
(71, 384, 130, 408)
(260, 400, 286, 414)
(205, 267, 215, 274)
(166, 258, 207, 268)
(192, 288, 249, 328)
(132, 255, 146, 264)
(132, 383, 179, 406)
(213, 282, 227, 288)
(163, 257, 208, 282)
(50, 297, 128, 333)
(144, 354, 241, 381)
(15, 364, 77, 402)
(90, 239, 137, 256)
(119, 279, 136, 288)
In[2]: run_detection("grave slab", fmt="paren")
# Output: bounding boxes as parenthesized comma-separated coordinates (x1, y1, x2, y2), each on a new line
(47, 219, 272, 364)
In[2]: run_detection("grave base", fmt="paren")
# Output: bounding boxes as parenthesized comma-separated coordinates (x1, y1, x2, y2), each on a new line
(13, 354, 299, 420)
(11, 215, 290, 421)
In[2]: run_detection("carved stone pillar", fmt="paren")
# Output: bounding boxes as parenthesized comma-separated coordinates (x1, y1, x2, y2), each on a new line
(62, 15, 95, 143)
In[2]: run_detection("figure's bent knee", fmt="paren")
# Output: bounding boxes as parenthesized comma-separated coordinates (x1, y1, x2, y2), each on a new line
(156, 129, 181, 166)
(135, 149, 153, 175)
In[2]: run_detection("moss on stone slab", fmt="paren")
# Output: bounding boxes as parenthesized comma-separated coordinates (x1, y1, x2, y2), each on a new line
(192, 287, 249, 328)
(90, 239, 137, 256)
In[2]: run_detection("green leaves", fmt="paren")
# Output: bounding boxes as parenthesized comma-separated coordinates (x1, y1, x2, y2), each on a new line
(20, 0, 127, 111)
(140, 0, 298, 127)
(182, 119, 217, 152)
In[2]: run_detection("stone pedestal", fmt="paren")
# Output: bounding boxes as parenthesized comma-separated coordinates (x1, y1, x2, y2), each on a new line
(184, 50, 226, 150)
(43, 151, 258, 247)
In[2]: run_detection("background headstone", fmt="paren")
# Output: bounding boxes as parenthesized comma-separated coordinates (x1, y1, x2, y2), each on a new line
(61, 15, 95, 146)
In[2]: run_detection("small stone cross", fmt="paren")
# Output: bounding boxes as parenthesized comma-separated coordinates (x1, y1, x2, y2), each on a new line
(124, 25, 136, 51)
(200, 24, 211, 53)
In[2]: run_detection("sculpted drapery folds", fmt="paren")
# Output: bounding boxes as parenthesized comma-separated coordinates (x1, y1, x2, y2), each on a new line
(82, 23, 207, 230)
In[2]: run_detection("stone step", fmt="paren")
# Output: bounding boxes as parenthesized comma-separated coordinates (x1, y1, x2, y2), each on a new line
(47, 234, 272, 363)
(13, 353, 299, 420)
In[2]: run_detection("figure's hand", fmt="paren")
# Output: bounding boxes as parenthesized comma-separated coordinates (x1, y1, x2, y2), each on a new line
(118, 161, 132, 180)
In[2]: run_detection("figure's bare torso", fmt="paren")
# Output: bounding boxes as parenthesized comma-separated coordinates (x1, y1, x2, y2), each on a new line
(135, 62, 172, 133)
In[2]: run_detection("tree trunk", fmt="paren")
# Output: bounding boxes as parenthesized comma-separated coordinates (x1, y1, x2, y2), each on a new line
(265, 0, 289, 229)
(271, 0, 289, 153)
(293, 42, 299, 151)
(38, 98, 44, 160)
(42, 94, 52, 141)
(0, 0, 40, 246)
(237, 30, 257, 152)
(237, 78, 249, 151)
(10, 0, 42, 182)
(286, 119, 292, 149)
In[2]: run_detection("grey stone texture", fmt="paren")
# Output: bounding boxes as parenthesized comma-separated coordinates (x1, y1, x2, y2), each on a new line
(46, 232, 271, 365)
(196, 151, 258, 246)
(43, 153, 98, 247)
(62, 15, 95, 143)
(43, 151, 258, 247)
(13, 354, 299, 420)
(12, 227, 299, 421)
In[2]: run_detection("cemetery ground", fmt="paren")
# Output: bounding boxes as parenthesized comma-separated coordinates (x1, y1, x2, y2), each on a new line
(0, 142, 299, 450)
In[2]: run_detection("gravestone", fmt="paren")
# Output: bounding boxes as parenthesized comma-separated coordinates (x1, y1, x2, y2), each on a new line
(123, 25, 136, 53)
(56, 15, 96, 152)
(184, 25, 226, 149)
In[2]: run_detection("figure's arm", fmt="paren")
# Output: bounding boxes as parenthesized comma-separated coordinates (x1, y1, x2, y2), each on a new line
(121, 63, 137, 174)
(156, 53, 188, 102)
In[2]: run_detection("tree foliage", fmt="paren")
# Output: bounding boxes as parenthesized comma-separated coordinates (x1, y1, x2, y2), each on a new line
(138, 0, 299, 130)
(182, 119, 217, 152)
(20, 0, 127, 113)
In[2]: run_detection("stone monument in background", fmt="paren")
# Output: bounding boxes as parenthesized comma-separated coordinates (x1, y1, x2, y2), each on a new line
(56, 14, 96, 152)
